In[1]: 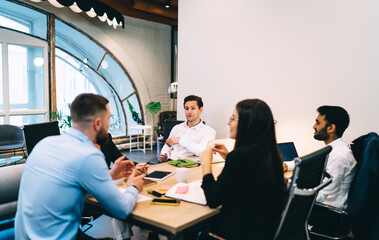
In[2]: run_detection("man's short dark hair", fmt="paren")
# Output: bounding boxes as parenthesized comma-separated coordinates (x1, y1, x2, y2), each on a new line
(317, 105, 350, 138)
(183, 95, 203, 109)
(71, 93, 109, 123)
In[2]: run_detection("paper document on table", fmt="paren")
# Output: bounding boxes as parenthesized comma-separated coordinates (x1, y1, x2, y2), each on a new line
(118, 187, 152, 202)
(137, 194, 152, 202)
(189, 154, 225, 164)
(165, 180, 207, 205)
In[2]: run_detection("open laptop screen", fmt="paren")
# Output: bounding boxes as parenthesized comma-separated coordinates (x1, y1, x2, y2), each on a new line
(278, 142, 298, 161)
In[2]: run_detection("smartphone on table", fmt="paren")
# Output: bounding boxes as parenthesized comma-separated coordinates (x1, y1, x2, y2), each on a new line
(150, 198, 180, 206)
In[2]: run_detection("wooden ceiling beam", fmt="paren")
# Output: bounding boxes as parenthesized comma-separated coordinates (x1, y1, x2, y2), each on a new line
(99, 0, 178, 26)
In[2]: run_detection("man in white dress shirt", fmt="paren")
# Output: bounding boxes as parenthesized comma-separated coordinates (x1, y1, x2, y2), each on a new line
(312, 105, 356, 209)
(159, 95, 216, 162)
(309, 105, 357, 233)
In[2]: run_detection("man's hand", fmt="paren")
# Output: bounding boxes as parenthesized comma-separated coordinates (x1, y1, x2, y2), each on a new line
(126, 169, 146, 192)
(166, 137, 180, 147)
(109, 155, 135, 180)
(200, 147, 213, 176)
(213, 143, 229, 160)
(136, 163, 148, 175)
(159, 153, 168, 162)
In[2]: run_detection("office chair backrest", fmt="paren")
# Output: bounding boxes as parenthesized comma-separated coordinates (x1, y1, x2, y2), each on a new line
(22, 121, 60, 156)
(0, 124, 24, 152)
(158, 111, 177, 135)
(348, 132, 379, 240)
(274, 145, 332, 240)
(162, 120, 184, 143)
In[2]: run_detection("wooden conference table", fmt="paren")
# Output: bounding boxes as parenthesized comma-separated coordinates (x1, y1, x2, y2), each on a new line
(86, 161, 293, 240)
(87, 162, 224, 239)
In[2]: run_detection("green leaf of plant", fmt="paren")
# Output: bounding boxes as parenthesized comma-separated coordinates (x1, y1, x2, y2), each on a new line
(145, 102, 161, 114)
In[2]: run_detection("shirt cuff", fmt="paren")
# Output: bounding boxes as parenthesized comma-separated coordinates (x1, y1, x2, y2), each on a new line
(125, 185, 139, 197)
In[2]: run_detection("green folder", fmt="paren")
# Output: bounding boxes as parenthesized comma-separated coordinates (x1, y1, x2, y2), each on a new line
(168, 159, 200, 168)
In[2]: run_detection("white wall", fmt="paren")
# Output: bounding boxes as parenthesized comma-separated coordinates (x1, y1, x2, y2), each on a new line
(178, 0, 379, 155)
(27, 1, 172, 128)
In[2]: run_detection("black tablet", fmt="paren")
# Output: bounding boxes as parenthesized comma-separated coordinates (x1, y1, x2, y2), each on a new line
(144, 170, 174, 181)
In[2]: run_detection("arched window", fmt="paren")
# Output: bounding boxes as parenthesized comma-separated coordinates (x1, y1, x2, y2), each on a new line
(0, 0, 142, 137)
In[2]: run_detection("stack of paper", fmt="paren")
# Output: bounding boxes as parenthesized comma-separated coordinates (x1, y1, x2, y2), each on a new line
(165, 180, 207, 205)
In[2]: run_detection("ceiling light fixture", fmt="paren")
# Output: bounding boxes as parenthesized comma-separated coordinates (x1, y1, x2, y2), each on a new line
(165, 0, 170, 9)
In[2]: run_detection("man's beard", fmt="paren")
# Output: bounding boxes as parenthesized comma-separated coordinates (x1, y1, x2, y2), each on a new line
(314, 125, 329, 141)
(96, 127, 109, 146)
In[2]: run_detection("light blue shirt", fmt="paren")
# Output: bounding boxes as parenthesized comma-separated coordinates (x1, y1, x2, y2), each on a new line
(15, 128, 138, 240)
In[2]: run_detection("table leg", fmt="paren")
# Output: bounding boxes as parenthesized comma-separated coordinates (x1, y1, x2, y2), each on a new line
(143, 128, 146, 153)
(130, 132, 132, 152)
(137, 129, 140, 151)
(150, 127, 153, 151)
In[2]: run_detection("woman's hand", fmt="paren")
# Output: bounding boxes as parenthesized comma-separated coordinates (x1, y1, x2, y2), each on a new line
(213, 143, 229, 160)
(200, 147, 213, 176)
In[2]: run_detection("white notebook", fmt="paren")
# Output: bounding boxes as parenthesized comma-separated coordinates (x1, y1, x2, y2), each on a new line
(165, 180, 207, 205)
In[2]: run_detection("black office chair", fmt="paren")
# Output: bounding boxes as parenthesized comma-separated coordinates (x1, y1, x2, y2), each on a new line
(0, 124, 25, 156)
(309, 132, 379, 240)
(22, 121, 60, 156)
(274, 145, 333, 240)
(162, 119, 184, 143)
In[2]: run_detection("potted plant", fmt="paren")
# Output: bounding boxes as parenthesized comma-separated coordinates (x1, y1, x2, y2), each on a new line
(50, 103, 72, 131)
(126, 100, 143, 125)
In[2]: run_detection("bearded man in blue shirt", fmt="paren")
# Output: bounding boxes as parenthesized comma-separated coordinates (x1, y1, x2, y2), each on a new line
(15, 93, 145, 239)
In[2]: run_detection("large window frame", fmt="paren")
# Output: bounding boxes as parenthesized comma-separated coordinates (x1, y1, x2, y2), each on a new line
(0, 0, 144, 137)
(0, 28, 49, 123)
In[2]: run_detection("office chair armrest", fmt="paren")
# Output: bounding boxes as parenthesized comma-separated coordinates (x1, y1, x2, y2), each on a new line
(313, 202, 348, 216)
(294, 175, 332, 196)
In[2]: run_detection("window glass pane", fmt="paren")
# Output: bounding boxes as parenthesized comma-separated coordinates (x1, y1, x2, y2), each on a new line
(123, 94, 142, 135)
(56, 49, 97, 117)
(0, 1, 47, 39)
(108, 93, 125, 137)
(10, 114, 45, 126)
(8, 44, 44, 110)
(98, 54, 135, 99)
(0, 43, 2, 111)
(55, 19, 105, 70)
(56, 49, 126, 136)
(0, 116, 3, 124)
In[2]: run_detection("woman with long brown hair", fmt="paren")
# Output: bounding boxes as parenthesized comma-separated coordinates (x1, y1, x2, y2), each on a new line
(200, 99, 285, 239)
